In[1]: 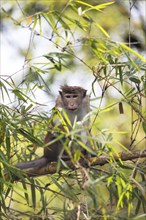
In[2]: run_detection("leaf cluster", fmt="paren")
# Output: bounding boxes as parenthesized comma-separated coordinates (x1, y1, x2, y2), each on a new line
(1, 0, 146, 219)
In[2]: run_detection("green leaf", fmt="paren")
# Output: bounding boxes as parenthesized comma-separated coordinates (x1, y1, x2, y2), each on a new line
(0, 194, 7, 213)
(6, 129, 10, 159)
(54, 12, 71, 31)
(119, 66, 123, 85)
(76, 1, 114, 13)
(76, 139, 95, 155)
(18, 128, 43, 146)
(120, 43, 146, 62)
(0, 80, 11, 101)
(125, 87, 136, 98)
(42, 12, 58, 35)
(39, 15, 42, 36)
(95, 23, 110, 38)
(21, 181, 29, 205)
(142, 122, 146, 133)
(30, 179, 36, 209)
(32, 15, 38, 30)
(12, 89, 27, 102)
(129, 76, 141, 84)
(119, 102, 124, 114)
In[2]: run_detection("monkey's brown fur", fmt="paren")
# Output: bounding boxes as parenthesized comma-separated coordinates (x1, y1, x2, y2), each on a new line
(15, 85, 90, 169)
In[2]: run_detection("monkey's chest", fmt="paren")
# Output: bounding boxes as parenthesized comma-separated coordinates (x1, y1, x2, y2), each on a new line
(66, 109, 85, 125)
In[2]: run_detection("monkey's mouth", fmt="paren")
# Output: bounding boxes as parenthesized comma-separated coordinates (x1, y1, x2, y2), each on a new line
(68, 108, 78, 111)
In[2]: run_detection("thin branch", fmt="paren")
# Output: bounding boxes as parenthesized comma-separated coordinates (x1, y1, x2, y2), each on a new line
(5, 149, 146, 180)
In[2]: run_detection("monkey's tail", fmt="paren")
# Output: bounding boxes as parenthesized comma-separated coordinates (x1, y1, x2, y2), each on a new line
(15, 157, 48, 170)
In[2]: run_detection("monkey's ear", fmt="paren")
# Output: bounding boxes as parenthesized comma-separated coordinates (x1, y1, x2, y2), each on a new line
(59, 91, 63, 97)
(83, 90, 87, 98)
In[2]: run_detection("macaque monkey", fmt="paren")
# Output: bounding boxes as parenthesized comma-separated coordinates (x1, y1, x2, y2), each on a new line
(15, 86, 90, 170)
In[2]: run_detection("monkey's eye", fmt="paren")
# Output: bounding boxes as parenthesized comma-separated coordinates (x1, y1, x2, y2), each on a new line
(65, 95, 71, 98)
(73, 95, 78, 98)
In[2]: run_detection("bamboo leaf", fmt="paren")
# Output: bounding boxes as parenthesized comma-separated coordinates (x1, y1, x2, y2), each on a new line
(18, 128, 43, 146)
(120, 43, 146, 62)
(30, 179, 36, 209)
(76, 1, 114, 13)
(142, 122, 146, 133)
(76, 139, 95, 155)
(12, 89, 27, 102)
(26, 16, 33, 26)
(119, 102, 124, 114)
(95, 23, 110, 38)
(21, 181, 29, 205)
(129, 76, 141, 84)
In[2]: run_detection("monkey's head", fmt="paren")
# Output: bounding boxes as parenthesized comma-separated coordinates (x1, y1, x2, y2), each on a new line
(59, 85, 87, 111)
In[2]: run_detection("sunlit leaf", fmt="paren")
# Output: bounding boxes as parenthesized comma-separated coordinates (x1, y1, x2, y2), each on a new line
(120, 43, 146, 62)
(26, 16, 33, 26)
(18, 128, 43, 146)
(95, 23, 110, 38)
(76, 1, 114, 13)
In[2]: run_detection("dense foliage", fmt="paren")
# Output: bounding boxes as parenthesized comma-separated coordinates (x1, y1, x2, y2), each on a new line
(0, 0, 146, 219)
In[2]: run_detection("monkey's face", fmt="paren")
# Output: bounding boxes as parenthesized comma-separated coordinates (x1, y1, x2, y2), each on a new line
(62, 92, 83, 111)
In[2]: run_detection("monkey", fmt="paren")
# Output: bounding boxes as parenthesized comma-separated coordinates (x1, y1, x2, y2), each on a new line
(55, 86, 90, 125)
(15, 85, 90, 170)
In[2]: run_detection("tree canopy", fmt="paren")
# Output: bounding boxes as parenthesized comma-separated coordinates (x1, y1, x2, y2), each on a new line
(0, 0, 146, 219)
